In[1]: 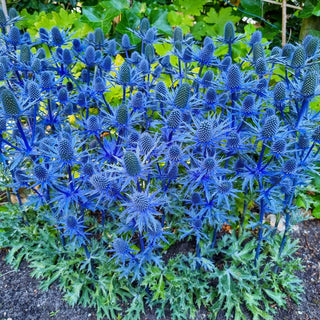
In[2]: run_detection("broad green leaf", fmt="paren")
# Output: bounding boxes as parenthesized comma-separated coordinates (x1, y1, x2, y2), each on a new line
(82, 6, 104, 23)
(299, 0, 315, 18)
(150, 9, 172, 35)
(102, 0, 130, 11)
(116, 10, 140, 36)
(154, 42, 172, 56)
(241, 0, 262, 16)
(313, 2, 320, 16)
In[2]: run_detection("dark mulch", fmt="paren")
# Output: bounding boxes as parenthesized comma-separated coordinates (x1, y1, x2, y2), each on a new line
(0, 219, 319, 320)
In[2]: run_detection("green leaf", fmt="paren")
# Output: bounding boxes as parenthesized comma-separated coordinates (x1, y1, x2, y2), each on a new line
(168, 11, 194, 33)
(312, 203, 320, 218)
(313, 2, 320, 16)
(150, 9, 172, 35)
(116, 10, 140, 36)
(174, 0, 206, 16)
(240, 0, 262, 16)
(263, 288, 286, 307)
(299, 0, 315, 18)
(203, 7, 241, 36)
(153, 274, 165, 300)
(154, 42, 172, 56)
(102, 0, 130, 11)
(82, 6, 104, 23)
(191, 21, 207, 40)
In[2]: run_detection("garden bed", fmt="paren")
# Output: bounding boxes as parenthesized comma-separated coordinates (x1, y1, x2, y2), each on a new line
(1, 218, 319, 320)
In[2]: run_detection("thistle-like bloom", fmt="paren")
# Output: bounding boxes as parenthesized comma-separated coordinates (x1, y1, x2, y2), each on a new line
(123, 188, 161, 232)
(57, 215, 90, 247)
(108, 237, 137, 265)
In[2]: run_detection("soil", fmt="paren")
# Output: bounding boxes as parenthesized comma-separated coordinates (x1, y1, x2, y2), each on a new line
(0, 219, 319, 320)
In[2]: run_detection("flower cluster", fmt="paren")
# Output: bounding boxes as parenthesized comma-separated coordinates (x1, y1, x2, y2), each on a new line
(0, 12, 319, 279)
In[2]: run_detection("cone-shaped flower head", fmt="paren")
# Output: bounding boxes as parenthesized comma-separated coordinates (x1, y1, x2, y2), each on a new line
(28, 81, 41, 101)
(85, 45, 95, 67)
(312, 125, 320, 143)
(139, 132, 153, 154)
(226, 64, 242, 90)
(283, 158, 297, 174)
(87, 115, 99, 132)
(168, 145, 182, 162)
(20, 44, 31, 64)
(198, 43, 215, 65)
(227, 132, 240, 149)
(58, 88, 68, 103)
(119, 62, 131, 86)
(224, 21, 235, 44)
(197, 120, 212, 143)
(58, 138, 74, 162)
(51, 26, 63, 46)
(217, 180, 233, 194)
(155, 81, 168, 101)
(33, 165, 49, 182)
(121, 33, 131, 51)
(306, 37, 319, 58)
(94, 27, 104, 47)
(291, 46, 306, 69)
(253, 42, 264, 63)
(116, 104, 128, 125)
(261, 115, 279, 139)
(174, 83, 190, 109)
(191, 192, 201, 205)
(90, 173, 109, 191)
(83, 163, 94, 177)
(274, 82, 286, 102)
(132, 91, 144, 110)
(282, 43, 294, 59)
(167, 109, 182, 129)
(255, 57, 267, 76)
(1, 89, 20, 117)
(241, 95, 255, 115)
(249, 30, 262, 47)
(271, 139, 286, 155)
(297, 132, 309, 149)
(173, 26, 183, 43)
(145, 44, 155, 63)
(0, 8, 6, 27)
(123, 151, 141, 176)
(140, 17, 150, 36)
(301, 71, 317, 98)
(205, 88, 217, 104)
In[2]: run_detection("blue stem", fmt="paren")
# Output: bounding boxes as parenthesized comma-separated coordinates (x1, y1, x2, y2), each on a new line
(16, 119, 31, 151)
(139, 231, 145, 252)
(254, 179, 265, 268)
(296, 98, 309, 129)
(211, 225, 218, 249)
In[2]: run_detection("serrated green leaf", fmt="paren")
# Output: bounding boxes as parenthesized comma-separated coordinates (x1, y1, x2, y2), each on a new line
(312, 203, 320, 218)
(175, 0, 206, 16)
(263, 288, 286, 307)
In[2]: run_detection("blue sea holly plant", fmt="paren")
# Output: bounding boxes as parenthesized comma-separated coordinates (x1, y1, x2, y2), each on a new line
(0, 11, 318, 320)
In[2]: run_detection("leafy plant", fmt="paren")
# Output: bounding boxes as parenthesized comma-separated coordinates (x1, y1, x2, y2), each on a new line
(0, 8, 318, 320)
